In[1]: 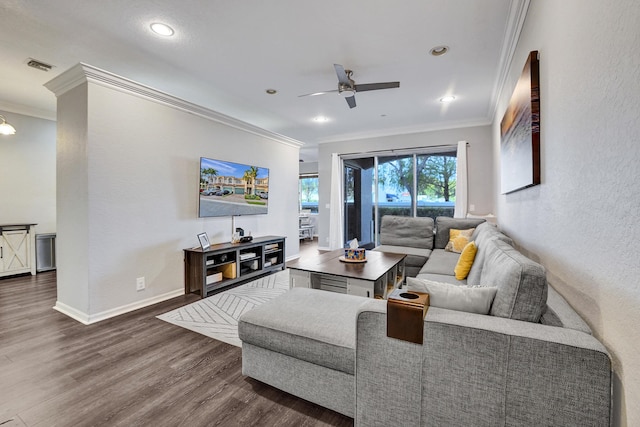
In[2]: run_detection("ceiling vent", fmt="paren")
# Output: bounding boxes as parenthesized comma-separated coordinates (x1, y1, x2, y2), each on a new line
(27, 58, 53, 72)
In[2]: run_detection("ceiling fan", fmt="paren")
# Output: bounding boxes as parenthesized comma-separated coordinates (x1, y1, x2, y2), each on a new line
(299, 64, 400, 109)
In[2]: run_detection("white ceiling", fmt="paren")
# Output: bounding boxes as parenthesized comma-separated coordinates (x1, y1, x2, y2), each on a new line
(0, 0, 527, 161)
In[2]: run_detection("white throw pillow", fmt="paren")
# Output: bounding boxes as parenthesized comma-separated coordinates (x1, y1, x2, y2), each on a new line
(405, 277, 497, 315)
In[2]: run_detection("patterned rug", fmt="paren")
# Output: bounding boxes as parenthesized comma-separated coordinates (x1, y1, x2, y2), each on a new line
(157, 269, 290, 347)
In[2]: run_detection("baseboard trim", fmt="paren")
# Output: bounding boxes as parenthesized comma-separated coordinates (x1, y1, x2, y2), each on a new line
(53, 289, 185, 325)
(53, 301, 91, 325)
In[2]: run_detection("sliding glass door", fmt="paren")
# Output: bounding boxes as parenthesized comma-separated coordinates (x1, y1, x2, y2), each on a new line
(343, 148, 457, 247)
(416, 150, 457, 218)
(343, 157, 375, 249)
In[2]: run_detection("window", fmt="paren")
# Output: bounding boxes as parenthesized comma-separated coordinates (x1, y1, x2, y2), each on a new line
(376, 150, 456, 219)
(299, 174, 318, 213)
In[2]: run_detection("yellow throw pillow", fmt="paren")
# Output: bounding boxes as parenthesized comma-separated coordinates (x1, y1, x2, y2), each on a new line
(444, 228, 475, 253)
(454, 241, 478, 280)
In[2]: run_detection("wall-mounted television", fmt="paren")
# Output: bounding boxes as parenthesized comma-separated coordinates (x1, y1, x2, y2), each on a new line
(199, 157, 269, 218)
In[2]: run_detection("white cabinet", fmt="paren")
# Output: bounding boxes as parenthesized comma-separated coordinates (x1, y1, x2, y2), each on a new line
(347, 278, 375, 298)
(289, 269, 311, 288)
(0, 224, 37, 278)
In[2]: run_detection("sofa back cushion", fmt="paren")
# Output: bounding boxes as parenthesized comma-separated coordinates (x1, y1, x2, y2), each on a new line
(481, 239, 548, 322)
(434, 217, 486, 249)
(466, 223, 514, 286)
(380, 215, 434, 249)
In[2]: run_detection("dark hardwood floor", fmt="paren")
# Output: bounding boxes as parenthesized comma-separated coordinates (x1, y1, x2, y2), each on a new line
(298, 237, 323, 260)
(0, 268, 352, 427)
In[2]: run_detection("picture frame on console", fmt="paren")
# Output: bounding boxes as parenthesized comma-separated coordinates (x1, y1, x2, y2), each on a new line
(197, 232, 210, 250)
(500, 50, 540, 194)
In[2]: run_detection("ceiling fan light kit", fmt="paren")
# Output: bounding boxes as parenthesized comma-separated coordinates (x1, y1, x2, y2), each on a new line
(339, 86, 355, 97)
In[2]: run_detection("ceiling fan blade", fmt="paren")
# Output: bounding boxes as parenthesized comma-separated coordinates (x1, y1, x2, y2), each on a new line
(298, 89, 339, 97)
(345, 96, 356, 109)
(354, 82, 400, 92)
(334, 64, 351, 85)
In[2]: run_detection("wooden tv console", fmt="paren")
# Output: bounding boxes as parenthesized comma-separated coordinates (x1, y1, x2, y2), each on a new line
(183, 235, 285, 298)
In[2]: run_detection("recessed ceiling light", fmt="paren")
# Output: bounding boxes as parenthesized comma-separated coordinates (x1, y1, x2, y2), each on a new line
(313, 116, 330, 123)
(430, 45, 449, 56)
(265, 89, 277, 95)
(150, 23, 175, 37)
(439, 95, 456, 103)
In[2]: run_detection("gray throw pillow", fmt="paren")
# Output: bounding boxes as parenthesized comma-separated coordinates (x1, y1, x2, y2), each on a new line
(406, 277, 497, 315)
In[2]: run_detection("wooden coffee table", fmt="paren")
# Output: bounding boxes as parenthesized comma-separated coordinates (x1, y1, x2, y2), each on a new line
(287, 249, 406, 299)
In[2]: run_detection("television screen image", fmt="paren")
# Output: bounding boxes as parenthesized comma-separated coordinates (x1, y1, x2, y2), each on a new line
(199, 157, 269, 218)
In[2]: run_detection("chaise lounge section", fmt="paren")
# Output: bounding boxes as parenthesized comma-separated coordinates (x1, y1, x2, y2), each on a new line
(238, 217, 612, 425)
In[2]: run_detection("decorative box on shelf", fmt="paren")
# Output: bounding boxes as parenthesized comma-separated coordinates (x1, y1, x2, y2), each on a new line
(206, 272, 223, 285)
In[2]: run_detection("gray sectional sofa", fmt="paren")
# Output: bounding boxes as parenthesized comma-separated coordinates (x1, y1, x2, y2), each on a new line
(238, 216, 612, 426)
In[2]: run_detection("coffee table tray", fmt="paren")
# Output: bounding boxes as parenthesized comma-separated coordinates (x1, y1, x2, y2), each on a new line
(338, 256, 367, 263)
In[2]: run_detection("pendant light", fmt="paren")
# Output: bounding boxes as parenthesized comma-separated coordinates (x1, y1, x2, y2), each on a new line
(0, 115, 16, 135)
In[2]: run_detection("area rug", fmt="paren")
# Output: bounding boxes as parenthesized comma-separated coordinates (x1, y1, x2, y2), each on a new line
(157, 269, 290, 347)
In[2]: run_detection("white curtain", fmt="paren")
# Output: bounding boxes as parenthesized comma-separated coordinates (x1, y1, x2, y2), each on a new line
(329, 153, 344, 249)
(454, 141, 468, 218)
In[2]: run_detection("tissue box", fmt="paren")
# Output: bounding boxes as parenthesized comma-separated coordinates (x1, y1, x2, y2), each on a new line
(344, 248, 366, 261)
(387, 289, 429, 344)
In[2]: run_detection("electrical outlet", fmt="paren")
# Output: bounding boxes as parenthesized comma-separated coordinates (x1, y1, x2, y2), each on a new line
(470, 204, 476, 212)
(136, 277, 145, 291)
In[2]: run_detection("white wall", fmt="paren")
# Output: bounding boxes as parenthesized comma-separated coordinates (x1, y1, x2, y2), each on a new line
(0, 112, 56, 233)
(316, 125, 494, 248)
(49, 65, 301, 322)
(55, 84, 90, 314)
(493, 1, 640, 425)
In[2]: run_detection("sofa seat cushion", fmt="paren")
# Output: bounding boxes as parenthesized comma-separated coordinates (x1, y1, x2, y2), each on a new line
(481, 239, 548, 322)
(418, 249, 459, 276)
(541, 285, 592, 334)
(374, 245, 432, 278)
(373, 244, 432, 260)
(238, 288, 369, 375)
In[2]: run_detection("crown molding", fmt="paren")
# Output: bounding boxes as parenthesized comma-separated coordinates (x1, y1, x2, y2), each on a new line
(488, 0, 531, 120)
(0, 100, 56, 121)
(316, 117, 492, 144)
(44, 63, 303, 149)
